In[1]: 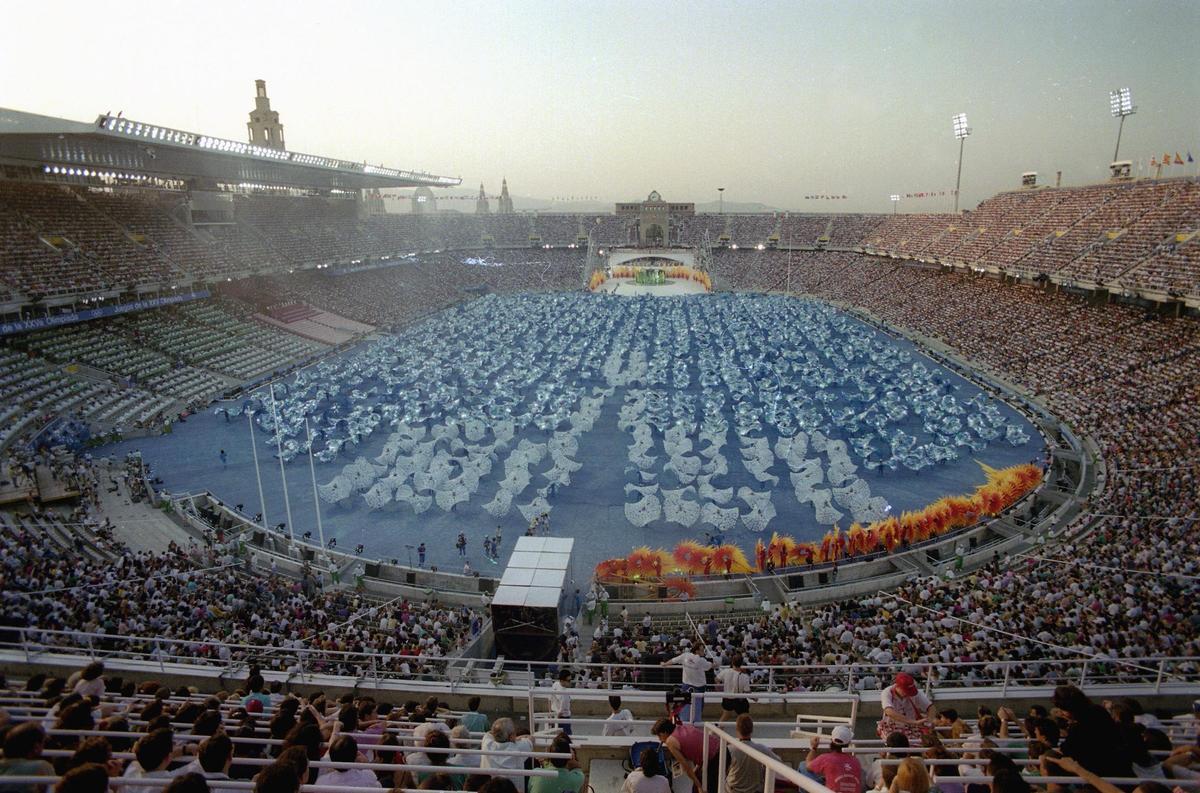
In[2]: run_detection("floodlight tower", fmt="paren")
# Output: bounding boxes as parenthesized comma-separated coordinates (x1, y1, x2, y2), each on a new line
(952, 113, 971, 213)
(1109, 87, 1136, 162)
(890, 194, 901, 214)
(718, 187, 725, 215)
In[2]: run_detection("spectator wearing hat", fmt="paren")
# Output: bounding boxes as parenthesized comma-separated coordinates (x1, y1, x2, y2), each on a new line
(805, 726, 863, 793)
(878, 673, 933, 741)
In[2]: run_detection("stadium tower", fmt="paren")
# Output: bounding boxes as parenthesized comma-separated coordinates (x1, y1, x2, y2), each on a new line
(247, 79, 285, 150)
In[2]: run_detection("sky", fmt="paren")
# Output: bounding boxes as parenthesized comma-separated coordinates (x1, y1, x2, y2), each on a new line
(2, 0, 1198, 213)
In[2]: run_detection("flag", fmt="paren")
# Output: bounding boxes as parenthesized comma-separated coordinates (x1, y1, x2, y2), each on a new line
(1175, 152, 1184, 165)
(1150, 158, 1158, 167)
(1189, 151, 1195, 163)
(1165, 153, 1172, 166)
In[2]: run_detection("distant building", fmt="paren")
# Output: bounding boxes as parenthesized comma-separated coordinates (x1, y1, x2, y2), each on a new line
(498, 178, 514, 214)
(476, 183, 490, 214)
(411, 186, 437, 214)
(247, 80, 285, 150)
(614, 190, 694, 246)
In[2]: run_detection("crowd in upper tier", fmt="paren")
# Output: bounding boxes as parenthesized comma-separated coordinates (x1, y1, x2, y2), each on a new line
(1, 177, 1196, 300)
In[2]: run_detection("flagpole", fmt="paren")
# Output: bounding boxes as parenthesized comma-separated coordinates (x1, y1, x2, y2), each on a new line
(305, 417, 325, 550)
(269, 384, 295, 542)
(248, 411, 268, 529)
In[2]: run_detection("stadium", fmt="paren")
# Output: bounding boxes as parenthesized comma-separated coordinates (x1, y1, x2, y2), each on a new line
(0, 6, 1198, 792)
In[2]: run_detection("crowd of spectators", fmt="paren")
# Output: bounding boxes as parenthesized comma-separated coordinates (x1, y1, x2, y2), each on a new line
(0, 497, 485, 675)
(0, 667, 588, 793)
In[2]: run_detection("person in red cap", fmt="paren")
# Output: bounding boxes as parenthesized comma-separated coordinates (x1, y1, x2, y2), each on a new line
(877, 672, 934, 741)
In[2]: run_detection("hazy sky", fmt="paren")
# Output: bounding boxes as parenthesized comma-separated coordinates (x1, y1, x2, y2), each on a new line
(3, 0, 1198, 212)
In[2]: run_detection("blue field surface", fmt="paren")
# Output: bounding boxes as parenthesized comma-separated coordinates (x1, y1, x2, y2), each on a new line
(101, 293, 1043, 572)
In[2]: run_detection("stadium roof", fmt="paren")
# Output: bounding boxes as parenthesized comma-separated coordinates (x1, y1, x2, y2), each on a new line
(0, 108, 462, 191)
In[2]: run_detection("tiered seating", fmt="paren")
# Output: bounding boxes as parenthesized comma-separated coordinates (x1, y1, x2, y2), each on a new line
(22, 321, 225, 407)
(115, 301, 324, 380)
(862, 213, 957, 252)
(84, 190, 235, 277)
(981, 184, 1117, 269)
(0, 203, 76, 299)
(777, 215, 830, 245)
(0, 182, 179, 292)
(827, 214, 887, 245)
(950, 189, 1062, 263)
(1066, 180, 1200, 285)
(1023, 181, 1179, 276)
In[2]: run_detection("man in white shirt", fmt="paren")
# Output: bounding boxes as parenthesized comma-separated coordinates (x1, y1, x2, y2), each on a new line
(662, 641, 712, 723)
(602, 695, 636, 737)
(315, 735, 381, 788)
(551, 668, 574, 736)
(716, 654, 752, 723)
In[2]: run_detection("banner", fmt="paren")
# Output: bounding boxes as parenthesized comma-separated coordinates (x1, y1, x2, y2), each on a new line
(0, 290, 210, 336)
(902, 190, 957, 199)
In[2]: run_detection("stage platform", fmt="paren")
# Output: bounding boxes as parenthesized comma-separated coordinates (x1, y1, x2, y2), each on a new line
(595, 278, 709, 296)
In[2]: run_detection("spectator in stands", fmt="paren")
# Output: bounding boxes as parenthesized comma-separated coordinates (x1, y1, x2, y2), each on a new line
(804, 725, 862, 793)
(479, 718, 533, 792)
(315, 735, 379, 789)
(651, 717, 715, 793)
(123, 728, 179, 791)
(187, 734, 234, 789)
(863, 732, 909, 791)
(55, 763, 109, 793)
(878, 673, 933, 741)
(661, 642, 712, 723)
(164, 773, 211, 793)
(622, 747, 671, 793)
(461, 697, 489, 734)
(529, 733, 583, 793)
(936, 709, 969, 739)
(70, 663, 105, 699)
(0, 723, 55, 793)
(725, 714, 779, 793)
(602, 696, 635, 737)
(270, 747, 308, 787)
(888, 758, 931, 793)
(716, 655, 751, 724)
(550, 670, 573, 737)
(1052, 685, 1133, 780)
(446, 725, 479, 769)
(253, 763, 299, 793)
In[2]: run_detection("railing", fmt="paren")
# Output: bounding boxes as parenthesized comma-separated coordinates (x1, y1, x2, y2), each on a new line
(3, 627, 1197, 699)
(704, 723, 833, 793)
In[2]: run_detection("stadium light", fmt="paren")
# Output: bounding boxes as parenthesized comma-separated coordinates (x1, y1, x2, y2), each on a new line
(951, 113, 971, 213)
(1108, 87, 1135, 161)
(890, 194, 900, 214)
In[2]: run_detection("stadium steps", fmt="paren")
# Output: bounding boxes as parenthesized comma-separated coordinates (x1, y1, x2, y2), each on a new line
(891, 551, 934, 576)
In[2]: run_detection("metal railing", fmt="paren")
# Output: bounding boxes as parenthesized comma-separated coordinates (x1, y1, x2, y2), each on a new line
(3, 627, 1197, 700)
(703, 723, 834, 793)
